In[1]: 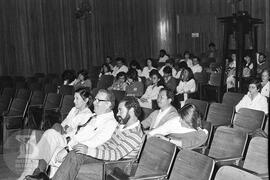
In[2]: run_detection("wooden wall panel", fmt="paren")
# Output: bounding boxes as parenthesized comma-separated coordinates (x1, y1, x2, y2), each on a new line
(0, 0, 269, 76)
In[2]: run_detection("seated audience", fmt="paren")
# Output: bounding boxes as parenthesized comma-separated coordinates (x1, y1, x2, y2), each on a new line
(148, 104, 208, 149)
(138, 69, 164, 109)
(226, 53, 237, 90)
(25, 88, 118, 179)
(260, 69, 269, 98)
(191, 56, 202, 74)
(73, 69, 92, 90)
(112, 57, 128, 77)
(108, 72, 127, 91)
(129, 60, 142, 77)
(158, 49, 169, 63)
(163, 66, 177, 92)
(174, 61, 188, 79)
(125, 69, 144, 97)
(141, 88, 178, 130)
(98, 63, 112, 78)
(235, 79, 268, 114)
(62, 69, 76, 86)
(180, 51, 193, 68)
(104, 56, 114, 70)
(257, 53, 268, 74)
(159, 59, 177, 78)
(28, 96, 144, 180)
(242, 54, 254, 78)
(141, 58, 156, 79)
(175, 67, 196, 108)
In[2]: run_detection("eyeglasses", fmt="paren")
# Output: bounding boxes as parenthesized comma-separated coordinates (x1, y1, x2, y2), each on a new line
(94, 98, 109, 103)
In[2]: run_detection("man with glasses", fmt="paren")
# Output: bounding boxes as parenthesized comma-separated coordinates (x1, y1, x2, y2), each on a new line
(27, 96, 144, 180)
(25, 89, 118, 179)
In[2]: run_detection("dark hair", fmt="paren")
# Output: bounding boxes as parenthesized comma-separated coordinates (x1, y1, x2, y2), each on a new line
(77, 69, 89, 80)
(149, 69, 164, 87)
(249, 79, 262, 91)
(179, 104, 202, 130)
(160, 49, 167, 54)
(116, 72, 127, 81)
(165, 59, 174, 66)
(101, 63, 112, 74)
(120, 96, 141, 118)
(192, 56, 200, 62)
(208, 42, 216, 48)
(129, 60, 141, 70)
(159, 87, 174, 102)
(181, 67, 194, 82)
(178, 61, 188, 69)
(183, 51, 190, 57)
(259, 53, 266, 58)
(163, 66, 172, 75)
(115, 57, 126, 64)
(75, 87, 93, 107)
(62, 69, 76, 84)
(126, 69, 138, 82)
(98, 89, 115, 110)
(261, 68, 270, 76)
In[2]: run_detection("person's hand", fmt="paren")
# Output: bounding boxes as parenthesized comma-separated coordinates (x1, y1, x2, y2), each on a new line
(55, 148, 67, 163)
(73, 143, 88, 154)
(154, 134, 169, 141)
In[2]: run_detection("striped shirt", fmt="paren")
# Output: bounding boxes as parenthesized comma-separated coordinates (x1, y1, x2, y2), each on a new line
(87, 122, 143, 161)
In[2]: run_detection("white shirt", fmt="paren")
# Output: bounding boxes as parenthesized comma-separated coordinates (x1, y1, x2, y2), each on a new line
(68, 111, 118, 148)
(235, 92, 268, 114)
(141, 66, 156, 79)
(191, 64, 203, 74)
(112, 65, 129, 77)
(159, 55, 169, 63)
(149, 117, 197, 136)
(141, 85, 163, 101)
(152, 107, 171, 129)
(159, 66, 177, 78)
(261, 81, 270, 98)
(176, 79, 196, 94)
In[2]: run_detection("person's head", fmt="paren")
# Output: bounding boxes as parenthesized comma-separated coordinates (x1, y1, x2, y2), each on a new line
(248, 79, 261, 96)
(146, 58, 154, 67)
(261, 69, 270, 83)
(231, 53, 237, 61)
(117, 96, 141, 125)
(165, 59, 174, 67)
(178, 61, 188, 69)
(149, 69, 161, 85)
(208, 42, 216, 51)
(116, 72, 127, 83)
(93, 89, 115, 115)
(74, 87, 93, 110)
(77, 69, 89, 81)
(259, 53, 266, 63)
(101, 63, 112, 74)
(159, 49, 167, 57)
(244, 55, 251, 64)
(163, 66, 172, 79)
(115, 57, 125, 68)
(62, 69, 76, 84)
(179, 104, 202, 130)
(192, 56, 200, 66)
(129, 60, 141, 70)
(183, 51, 190, 59)
(157, 88, 174, 110)
(126, 69, 138, 83)
(180, 67, 194, 82)
(105, 56, 112, 64)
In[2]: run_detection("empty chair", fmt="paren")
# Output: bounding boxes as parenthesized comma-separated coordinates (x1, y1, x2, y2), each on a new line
(44, 83, 58, 94)
(97, 75, 114, 89)
(1, 87, 16, 98)
(207, 126, 248, 165)
(194, 72, 210, 100)
(243, 137, 268, 176)
(15, 88, 31, 100)
(107, 137, 177, 180)
(28, 82, 42, 91)
(206, 103, 234, 127)
(12, 76, 25, 82)
(15, 81, 27, 89)
(233, 108, 265, 133)
(168, 149, 215, 180)
(214, 166, 263, 180)
(0, 96, 11, 115)
(185, 98, 209, 120)
(58, 95, 74, 121)
(58, 85, 74, 96)
(222, 92, 245, 107)
(207, 72, 222, 102)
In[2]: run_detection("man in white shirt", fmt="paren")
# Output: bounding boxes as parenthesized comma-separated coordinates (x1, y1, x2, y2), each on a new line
(112, 57, 129, 77)
(141, 88, 179, 130)
(191, 56, 202, 74)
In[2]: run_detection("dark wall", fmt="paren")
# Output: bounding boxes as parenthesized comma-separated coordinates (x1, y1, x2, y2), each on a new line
(0, 0, 269, 76)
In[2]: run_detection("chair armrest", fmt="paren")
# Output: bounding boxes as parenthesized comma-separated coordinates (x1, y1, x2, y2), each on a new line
(130, 174, 167, 180)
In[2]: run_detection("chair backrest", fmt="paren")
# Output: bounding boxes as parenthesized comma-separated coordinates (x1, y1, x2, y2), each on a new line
(1, 87, 16, 98)
(206, 103, 234, 126)
(15, 89, 31, 100)
(169, 149, 215, 180)
(194, 72, 209, 85)
(208, 126, 247, 159)
(134, 137, 177, 177)
(28, 82, 42, 91)
(44, 83, 58, 94)
(29, 90, 46, 107)
(214, 166, 263, 180)
(201, 121, 214, 150)
(0, 96, 11, 114)
(15, 81, 27, 89)
(185, 98, 209, 120)
(8, 98, 28, 116)
(58, 85, 74, 96)
(243, 137, 268, 174)
(44, 93, 62, 110)
(222, 92, 245, 107)
(97, 75, 114, 89)
(233, 108, 265, 133)
(208, 73, 221, 86)
(60, 95, 74, 120)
